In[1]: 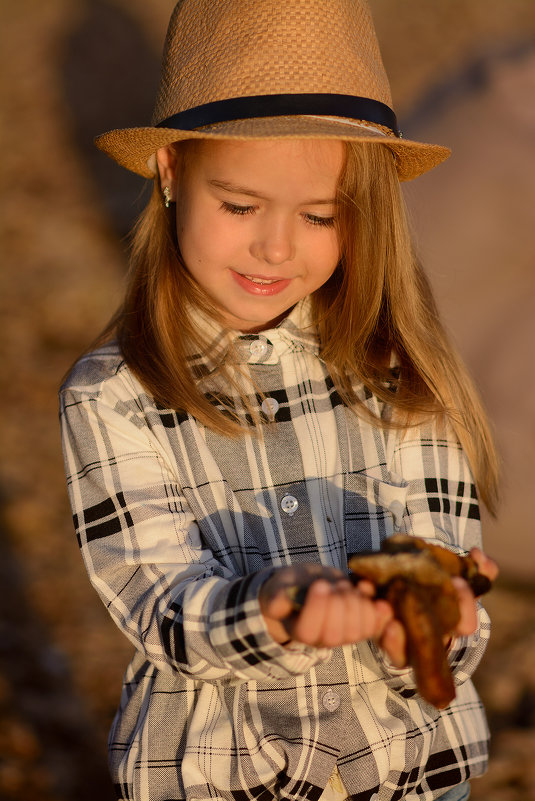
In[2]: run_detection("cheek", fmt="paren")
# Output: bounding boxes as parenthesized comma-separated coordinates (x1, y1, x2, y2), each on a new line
(176, 206, 209, 266)
(178, 207, 240, 267)
(316, 229, 340, 271)
(330, 225, 341, 257)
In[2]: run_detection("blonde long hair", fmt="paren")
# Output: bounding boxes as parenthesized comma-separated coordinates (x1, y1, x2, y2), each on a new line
(109, 141, 498, 512)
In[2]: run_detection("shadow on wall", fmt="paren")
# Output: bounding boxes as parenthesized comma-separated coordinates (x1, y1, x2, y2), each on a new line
(400, 38, 535, 580)
(401, 38, 535, 131)
(61, 0, 161, 235)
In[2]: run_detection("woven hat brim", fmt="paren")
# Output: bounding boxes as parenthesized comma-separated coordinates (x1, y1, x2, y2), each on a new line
(95, 116, 450, 182)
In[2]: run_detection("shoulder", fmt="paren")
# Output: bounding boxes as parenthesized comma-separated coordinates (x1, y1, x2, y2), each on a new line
(59, 343, 181, 438)
(60, 341, 136, 401)
(59, 342, 166, 447)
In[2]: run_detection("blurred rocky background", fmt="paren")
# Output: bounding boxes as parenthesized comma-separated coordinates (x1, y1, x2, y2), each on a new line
(0, 1, 534, 799)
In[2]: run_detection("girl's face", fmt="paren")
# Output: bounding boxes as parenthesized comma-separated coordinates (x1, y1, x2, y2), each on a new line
(160, 139, 344, 332)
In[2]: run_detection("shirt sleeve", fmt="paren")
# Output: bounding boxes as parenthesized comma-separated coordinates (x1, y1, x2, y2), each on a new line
(59, 381, 330, 684)
(373, 418, 491, 692)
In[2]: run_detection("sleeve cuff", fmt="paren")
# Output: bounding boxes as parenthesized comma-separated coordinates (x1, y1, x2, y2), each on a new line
(208, 568, 331, 681)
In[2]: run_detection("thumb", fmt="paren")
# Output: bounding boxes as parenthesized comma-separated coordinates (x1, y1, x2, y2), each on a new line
(262, 589, 294, 622)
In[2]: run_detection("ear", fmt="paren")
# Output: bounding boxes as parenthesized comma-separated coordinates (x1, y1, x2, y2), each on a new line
(156, 145, 179, 202)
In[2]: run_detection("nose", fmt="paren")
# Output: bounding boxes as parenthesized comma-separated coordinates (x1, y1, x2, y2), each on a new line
(250, 215, 295, 265)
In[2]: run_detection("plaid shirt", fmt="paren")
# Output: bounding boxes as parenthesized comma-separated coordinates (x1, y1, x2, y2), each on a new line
(59, 302, 490, 801)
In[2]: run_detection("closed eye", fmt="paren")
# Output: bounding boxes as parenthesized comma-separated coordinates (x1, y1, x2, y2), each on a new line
(220, 201, 256, 216)
(220, 201, 335, 227)
(303, 213, 336, 228)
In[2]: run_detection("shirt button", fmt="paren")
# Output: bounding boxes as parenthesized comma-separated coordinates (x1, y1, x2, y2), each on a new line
(261, 397, 279, 418)
(281, 495, 298, 516)
(322, 688, 341, 712)
(249, 338, 268, 358)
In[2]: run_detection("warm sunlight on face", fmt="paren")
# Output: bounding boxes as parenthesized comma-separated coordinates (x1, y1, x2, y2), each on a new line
(171, 139, 344, 332)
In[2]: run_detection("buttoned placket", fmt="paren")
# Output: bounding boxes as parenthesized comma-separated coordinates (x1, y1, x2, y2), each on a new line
(280, 494, 299, 516)
(322, 688, 341, 712)
(248, 337, 269, 360)
(261, 396, 280, 419)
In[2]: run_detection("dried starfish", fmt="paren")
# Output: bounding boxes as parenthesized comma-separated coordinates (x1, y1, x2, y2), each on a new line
(347, 535, 492, 708)
(286, 535, 492, 709)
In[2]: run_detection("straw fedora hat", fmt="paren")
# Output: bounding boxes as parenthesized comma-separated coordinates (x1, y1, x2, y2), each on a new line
(95, 0, 450, 182)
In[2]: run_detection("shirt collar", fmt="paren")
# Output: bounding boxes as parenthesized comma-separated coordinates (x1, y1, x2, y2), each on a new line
(186, 298, 320, 371)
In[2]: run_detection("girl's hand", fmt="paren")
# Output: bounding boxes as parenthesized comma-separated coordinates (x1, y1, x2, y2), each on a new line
(259, 564, 394, 649)
(380, 546, 500, 668)
(450, 547, 499, 636)
(260, 548, 498, 668)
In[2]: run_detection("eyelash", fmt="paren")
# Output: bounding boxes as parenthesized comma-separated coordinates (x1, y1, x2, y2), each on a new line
(220, 202, 336, 228)
(304, 213, 336, 228)
(221, 201, 255, 217)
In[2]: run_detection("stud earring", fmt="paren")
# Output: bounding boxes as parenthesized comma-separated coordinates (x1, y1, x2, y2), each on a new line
(163, 186, 172, 208)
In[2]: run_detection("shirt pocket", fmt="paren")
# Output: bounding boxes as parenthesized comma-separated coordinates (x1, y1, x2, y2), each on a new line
(344, 470, 408, 554)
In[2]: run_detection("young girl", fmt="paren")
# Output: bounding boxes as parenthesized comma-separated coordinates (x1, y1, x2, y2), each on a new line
(59, 2, 499, 800)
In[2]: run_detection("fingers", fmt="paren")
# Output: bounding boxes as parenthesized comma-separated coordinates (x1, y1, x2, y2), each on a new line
(259, 565, 348, 645)
(291, 579, 393, 648)
(378, 575, 478, 669)
(259, 589, 296, 644)
(379, 619, 407, 668)
(380, 568, 485, 662)
(292, 580, 337, 646)
(262, 589, 294, 622)
(451, 577, 479, 636)
(470, 547, 499, 582)
(446, 547, 498, 639)
(260, 547, 497, 652)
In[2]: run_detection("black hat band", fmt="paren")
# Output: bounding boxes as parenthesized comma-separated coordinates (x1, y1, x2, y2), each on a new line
(156, 93, 400, 137)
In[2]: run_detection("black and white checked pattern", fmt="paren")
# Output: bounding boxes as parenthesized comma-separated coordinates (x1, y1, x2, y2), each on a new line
(59, 303, 491, 801)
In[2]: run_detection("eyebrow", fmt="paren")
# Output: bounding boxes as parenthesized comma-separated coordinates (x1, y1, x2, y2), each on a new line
(208, 179, 336, 205)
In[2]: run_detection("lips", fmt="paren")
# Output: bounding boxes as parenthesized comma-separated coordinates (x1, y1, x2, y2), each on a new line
(231, 270, 292, 296)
